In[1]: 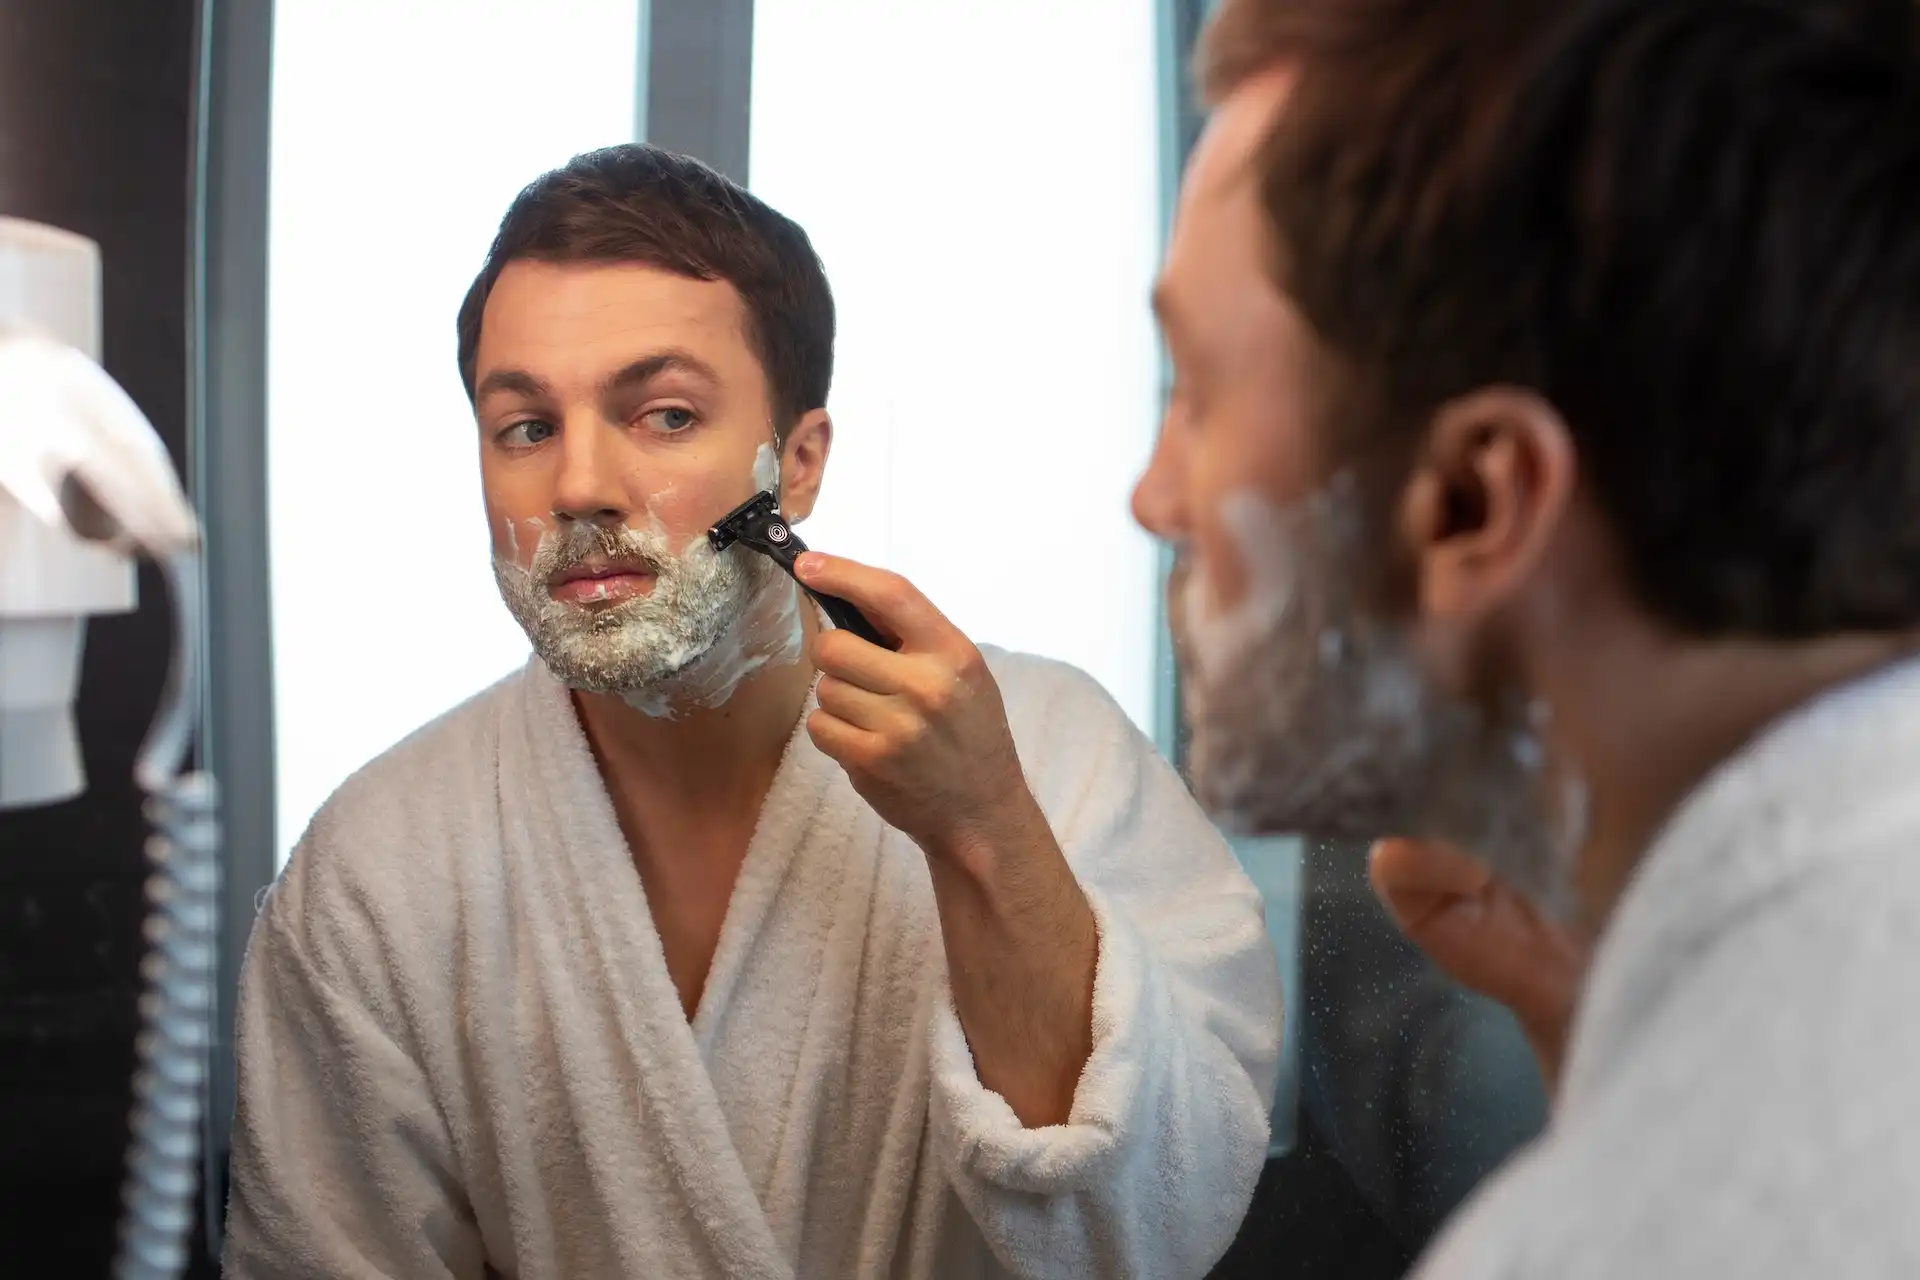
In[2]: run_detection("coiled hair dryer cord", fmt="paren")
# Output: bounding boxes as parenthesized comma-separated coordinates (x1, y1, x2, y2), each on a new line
(113, 551, 220, 1280)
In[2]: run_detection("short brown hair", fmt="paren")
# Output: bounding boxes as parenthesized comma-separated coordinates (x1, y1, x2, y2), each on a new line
(1195, 0, 1372, 103)
(1246, 0, 1920, 640)
(456, 144, 835, 434)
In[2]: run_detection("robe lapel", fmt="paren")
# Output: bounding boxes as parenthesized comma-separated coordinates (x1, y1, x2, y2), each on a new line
(504, 660, 793, 1278)
(688, 681, 834, 1053)
(691, 685, 903, 1262)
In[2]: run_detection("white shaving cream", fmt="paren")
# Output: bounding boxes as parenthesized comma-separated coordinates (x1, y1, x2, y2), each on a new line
(1174, 476, 1589, 918)
(605, 437, 803, 714)
(751, 440, 781, 495)
(492, 489, 803, 720)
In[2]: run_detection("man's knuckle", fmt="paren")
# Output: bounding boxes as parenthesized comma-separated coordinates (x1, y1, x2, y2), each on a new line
(816, 630, 852, 667)
(878, 573, 914, 610)
(952, 646, 987, 684)
(914, 678, 949, 714)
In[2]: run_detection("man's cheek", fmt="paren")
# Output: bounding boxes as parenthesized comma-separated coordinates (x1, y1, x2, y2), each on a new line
(631, 478, 748, 556)
(1180, 490, 1319, 688)
(490, 509, 551, 569)
(1187, 521, 1254, 625)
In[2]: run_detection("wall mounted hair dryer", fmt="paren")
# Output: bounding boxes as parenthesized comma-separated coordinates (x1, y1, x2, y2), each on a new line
(0, 216, 216, 1280)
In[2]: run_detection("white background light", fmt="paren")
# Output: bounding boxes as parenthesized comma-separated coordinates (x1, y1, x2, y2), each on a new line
(268, 0, 1165, 866)
(265, 0, 1294, 1153)
(267, 0, 642, 863)
(749, 0, 1165, 736)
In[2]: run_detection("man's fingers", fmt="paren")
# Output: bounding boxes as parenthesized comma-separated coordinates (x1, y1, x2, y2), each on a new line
(1419, 890, 1580, 1027)
(796, 553, 951, 648)
(816, 674, 915, 737)
(814, 627, 913, 694)
(1367, 838, 1587, 1032)
(1369, 837, 1495, 903)
(805, 707, 885, 767)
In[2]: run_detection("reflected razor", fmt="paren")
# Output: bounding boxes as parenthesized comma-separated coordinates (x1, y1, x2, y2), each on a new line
(708, 490, 895, 649)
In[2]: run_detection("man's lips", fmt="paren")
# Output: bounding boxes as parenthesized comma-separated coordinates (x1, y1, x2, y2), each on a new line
(548, 562, 657, 605)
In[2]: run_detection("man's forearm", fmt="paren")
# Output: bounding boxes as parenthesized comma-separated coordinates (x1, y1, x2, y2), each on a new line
(922, 793, 1100, 1129)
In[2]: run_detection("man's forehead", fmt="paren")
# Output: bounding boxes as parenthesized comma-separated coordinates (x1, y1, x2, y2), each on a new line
(477, 260, 751, 375)
(1183, 66, 1296, 208)
(486, 259, 741, 327)
(1160, 66, 1297, 321)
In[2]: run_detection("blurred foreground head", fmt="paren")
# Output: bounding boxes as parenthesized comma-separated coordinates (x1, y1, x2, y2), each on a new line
(1135, 0, 1920, 916)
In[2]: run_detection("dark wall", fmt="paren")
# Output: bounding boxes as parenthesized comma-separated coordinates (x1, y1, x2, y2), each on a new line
(0, 0, 215, 1272)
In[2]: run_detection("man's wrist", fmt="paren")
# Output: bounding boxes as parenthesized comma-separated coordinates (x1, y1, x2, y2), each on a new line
(919, 788, 1050, 887)
(921, 788, 1100, 1128)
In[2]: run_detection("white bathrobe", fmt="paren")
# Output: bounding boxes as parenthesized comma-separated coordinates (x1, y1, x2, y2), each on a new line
(224, 647, 1282, 1280)
(1412, 655, 1920, 1278)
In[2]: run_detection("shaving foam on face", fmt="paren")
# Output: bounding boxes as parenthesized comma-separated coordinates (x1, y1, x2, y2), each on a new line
(492, 497, 802, 720)
(631, 438, 804, 711)
(751, 441, 781, 495)
(1174, 474, 1589, 919)
(616, 521, 804, 718)
(491, 437, 803, 718)
(605, 438, 806, 714)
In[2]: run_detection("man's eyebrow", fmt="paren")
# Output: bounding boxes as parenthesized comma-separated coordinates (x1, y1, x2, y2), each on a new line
(599, 350, 723, 398)
(474, 368, 551, 402)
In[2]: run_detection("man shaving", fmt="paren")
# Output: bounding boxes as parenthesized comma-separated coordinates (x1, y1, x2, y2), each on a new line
(225, 144, 1281, 1279)
(1138, 0, 1920, 1273)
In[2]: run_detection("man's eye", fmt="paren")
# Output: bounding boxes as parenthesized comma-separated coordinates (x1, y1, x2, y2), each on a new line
(500, 419, 556, 447)
(643, 406, 698, 433)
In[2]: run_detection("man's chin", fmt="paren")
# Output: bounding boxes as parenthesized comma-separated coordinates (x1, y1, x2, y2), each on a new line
(1191, 777, 1391, 842)
(1185, 717, 1413, 842)
(1188, 749, 1320, 837)
(1192, 733, 1584, 917)
(534, 642, 700, 699)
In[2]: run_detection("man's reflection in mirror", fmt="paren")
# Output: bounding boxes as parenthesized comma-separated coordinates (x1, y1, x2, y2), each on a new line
(222, 146, 1282, 1279)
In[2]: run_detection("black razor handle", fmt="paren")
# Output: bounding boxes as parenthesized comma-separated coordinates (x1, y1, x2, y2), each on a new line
(811, 585, 896, 650)
(712, 501, 897, 650)
(764, 521, 895, 649)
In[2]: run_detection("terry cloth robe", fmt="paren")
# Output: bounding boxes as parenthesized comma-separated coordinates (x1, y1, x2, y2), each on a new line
(1411, 654, 1920, 1279)
(224, 647, 1283, 1280)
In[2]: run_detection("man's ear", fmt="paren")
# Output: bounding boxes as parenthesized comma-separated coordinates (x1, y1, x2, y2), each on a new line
(776, 408, 833, 523)
(1399, 387, 1577, 624)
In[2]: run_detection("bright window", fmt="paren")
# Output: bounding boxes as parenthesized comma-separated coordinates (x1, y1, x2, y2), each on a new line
(266, 0, 642, 863)
(268, 0, 1166, 863)
(748, 0, 1166, 735)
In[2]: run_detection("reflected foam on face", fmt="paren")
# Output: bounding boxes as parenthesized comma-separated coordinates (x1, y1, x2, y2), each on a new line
(492, 483, 803, 719)
(1173, 475, 1588, 918)
(751, 441, 781, 495)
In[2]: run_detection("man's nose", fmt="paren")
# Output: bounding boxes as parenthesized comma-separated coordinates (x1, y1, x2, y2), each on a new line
(550, 420, 629, 526)
(1131, 428, 1185, 542)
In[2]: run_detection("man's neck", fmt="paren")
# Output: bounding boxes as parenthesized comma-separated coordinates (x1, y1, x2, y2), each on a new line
(573, 606, 823, 829)
(570, 607, 823, 1020)
(1543, 622, 1920, 939)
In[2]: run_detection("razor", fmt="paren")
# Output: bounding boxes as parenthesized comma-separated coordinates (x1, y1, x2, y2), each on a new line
(709, 490, 896, 649)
